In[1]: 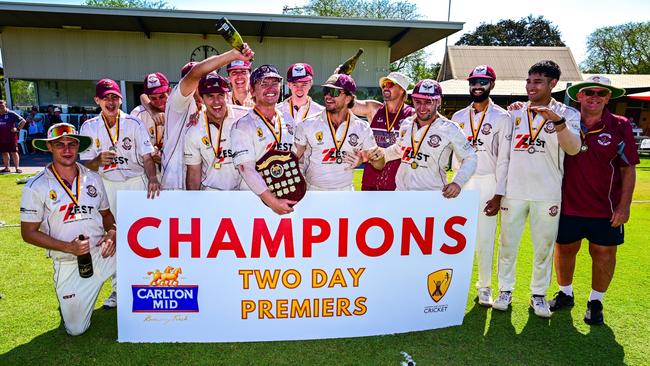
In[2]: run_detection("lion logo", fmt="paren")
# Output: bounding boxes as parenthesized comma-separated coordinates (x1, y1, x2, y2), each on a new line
(427, 269, 452, 303)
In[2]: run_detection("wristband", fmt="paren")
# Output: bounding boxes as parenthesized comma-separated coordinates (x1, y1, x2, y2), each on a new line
(552, 117, 566, 126)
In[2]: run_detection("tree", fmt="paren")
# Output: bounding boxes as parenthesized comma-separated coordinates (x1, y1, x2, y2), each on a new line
(455, 15, 565, 47)
(83, 0, 173, 9)
(581, 22, 650, 74)
(283, 0, 434, 84)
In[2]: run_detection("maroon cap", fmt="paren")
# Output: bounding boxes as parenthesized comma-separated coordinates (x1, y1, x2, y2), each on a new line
(181, 61, 197, 78)
(287, 63, 314, 83)
(198, 72, 230, 95)
(322, 74, 356, 94)
(411, 79, 442, 100)
(226, 60, 252, 72)
(95, 79, 122, 98)
(250, 64, 283, 87)
(143, 72, 170, 95)
(467, 65, 497, 80)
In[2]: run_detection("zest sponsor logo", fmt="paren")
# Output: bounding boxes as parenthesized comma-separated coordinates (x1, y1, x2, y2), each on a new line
(514, 134, 546, 150)
(321, 148, 344, 163)
(58, 203, 95, 222)
(400, 146, 430, 162)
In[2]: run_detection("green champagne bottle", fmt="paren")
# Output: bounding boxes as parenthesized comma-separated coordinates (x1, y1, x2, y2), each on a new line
(336, 48, 364, 75)
(215, 18, 254, 60)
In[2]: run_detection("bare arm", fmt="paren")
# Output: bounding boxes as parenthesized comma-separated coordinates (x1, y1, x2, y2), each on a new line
(180, 47, 254, 98)
(21, 221, 89, 256)
(351, 99, 382, 120)
(293, 144, 307, 160)
(611, 166, 636, 227)
(142, 153, 161, 198)
(185, 164, 202, 190)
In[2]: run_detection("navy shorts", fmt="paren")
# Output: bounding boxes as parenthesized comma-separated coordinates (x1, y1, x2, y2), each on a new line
(556, 214, 624, 246)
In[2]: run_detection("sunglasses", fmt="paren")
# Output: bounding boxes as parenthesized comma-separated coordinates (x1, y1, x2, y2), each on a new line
(49, 124, 76, 138)
(469, 79, 491, 86)
(323, 87, 343, 97)
(381, 80, 395, 89)
(581, 89, 610, 97)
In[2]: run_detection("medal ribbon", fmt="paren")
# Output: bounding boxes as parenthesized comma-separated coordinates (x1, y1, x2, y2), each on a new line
(326, 111, 351, 153)
(253, 108, 282, 145)
(204, 112, 224, 164)
(580, 123, 605, 144)
(289, 97, 311, 120)
(101, 111, 120, 147)
(384, 102, 405, 133)
(51, 164, 80, 206)
(410, 119, 433, 159)
(231, 94, 241, 106)
(469, 105, 488, 145)
(526, 105, 547, 143)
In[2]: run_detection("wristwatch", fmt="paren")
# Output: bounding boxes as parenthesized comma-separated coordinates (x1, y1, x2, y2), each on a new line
(552, 117, 566, 126)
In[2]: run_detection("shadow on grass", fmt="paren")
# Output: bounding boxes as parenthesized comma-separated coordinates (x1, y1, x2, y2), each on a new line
(0, 302, 625, 365)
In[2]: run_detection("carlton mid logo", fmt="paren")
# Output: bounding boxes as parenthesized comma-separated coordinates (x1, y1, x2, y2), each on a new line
(427, 269, 452, 303)
(132, 266, 199, 313)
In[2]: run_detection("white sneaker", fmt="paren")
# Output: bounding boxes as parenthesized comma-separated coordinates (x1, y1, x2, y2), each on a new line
(477, 287, 493, 307)
(492, 291, 512, 311)
(530, 295, 551, 318)
(103, 291, 117, 309)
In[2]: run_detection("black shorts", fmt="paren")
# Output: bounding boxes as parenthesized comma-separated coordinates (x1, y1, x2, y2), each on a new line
(556, 214, 624, 246)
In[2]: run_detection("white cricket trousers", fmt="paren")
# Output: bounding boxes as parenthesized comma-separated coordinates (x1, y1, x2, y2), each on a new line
(53, 246, 116, 335)
(464, 174, 498, 289)
(498, 197, 561, 295)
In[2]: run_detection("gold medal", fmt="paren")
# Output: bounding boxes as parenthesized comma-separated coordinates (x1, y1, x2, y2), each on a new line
(409, 119, 433, 170)
(579, 123, 605, 154)
(213, 162, 222, 169)
(327, 111, 351, 161)
(101, 111, 120, 149)
(411, 161, 418, 169)
(580, 144, 588, 152)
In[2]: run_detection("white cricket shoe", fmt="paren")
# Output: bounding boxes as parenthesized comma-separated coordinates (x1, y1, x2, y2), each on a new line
(103, 291, 117, 309)
(492, 291, 512, 311)
(530, 295, 551, 318)
(477, 287, 493, 307)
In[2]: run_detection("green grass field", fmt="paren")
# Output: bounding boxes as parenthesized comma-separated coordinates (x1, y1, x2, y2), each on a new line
(1, 158, 649, 365)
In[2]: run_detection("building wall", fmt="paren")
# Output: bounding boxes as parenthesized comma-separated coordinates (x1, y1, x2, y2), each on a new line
(0, 27, 389, 86)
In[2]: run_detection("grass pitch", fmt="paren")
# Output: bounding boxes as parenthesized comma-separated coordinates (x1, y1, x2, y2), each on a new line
(1, 158, 649, 365)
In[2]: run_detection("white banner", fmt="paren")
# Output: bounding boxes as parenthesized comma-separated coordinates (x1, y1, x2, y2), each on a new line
(117, 190, 478, 342)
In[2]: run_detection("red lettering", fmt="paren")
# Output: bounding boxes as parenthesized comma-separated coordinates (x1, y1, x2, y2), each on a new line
(169, 218, 201, 258)
(338, 218, 349, 257)
(401, 217, 434, 255)
(251, 218, 295, 258)
(127, 216, 162, 258)
(302, 218, 331, 257)
(356, 217, 393, 257)
(440, 216, 467, 254)
(207, 218, 246, 258)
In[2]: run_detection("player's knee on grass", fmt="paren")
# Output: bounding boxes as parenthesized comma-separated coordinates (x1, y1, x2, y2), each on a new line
(65, 320, 90, 336)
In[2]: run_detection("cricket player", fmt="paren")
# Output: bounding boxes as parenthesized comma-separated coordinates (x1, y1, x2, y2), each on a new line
(352, 71, 414, 191)
(278, 63, 324, 124)
(294, 74, 380, 190)
(184, 72, 249, 190)
(162, 46, 254, 190)
(226, 60, 255, 108)
(492, 60, 581, 318)
(21, 123, 116, 335)
(451, 65, 512, 306)
(231, 64, 296, 215)
(374, 79, 477, 194)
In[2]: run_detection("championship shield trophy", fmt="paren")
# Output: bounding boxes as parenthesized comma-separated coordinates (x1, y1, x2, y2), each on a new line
(255, 150, 307, 203)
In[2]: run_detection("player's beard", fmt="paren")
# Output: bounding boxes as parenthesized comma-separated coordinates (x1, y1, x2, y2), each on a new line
(470, 88, 490, 103)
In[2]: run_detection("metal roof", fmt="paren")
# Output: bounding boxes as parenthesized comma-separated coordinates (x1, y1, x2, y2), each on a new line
(0, 2, 463, 62)
(439, 45, 583, 81)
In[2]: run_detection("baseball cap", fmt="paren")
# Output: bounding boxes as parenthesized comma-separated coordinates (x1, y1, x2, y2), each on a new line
(199, 72, 230, 95)
(95, 78, 122, 99)
(53, 107, 62, 113)
(181, 61, 197, 78)
(143, 72, 170, 95)
(379, 71, 410, 92)
(227, 60, 252, 72)
(287, 63, 314, 83)
(566, 75, 626, 101)
(32, 123, 92, 153)
(321, 74, 356, 94)
(467, 65, 497, 80)
(411, 79, 443, 100)
(250, 64, 283, 86)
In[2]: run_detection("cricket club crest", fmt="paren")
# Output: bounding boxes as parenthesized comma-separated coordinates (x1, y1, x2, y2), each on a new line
(86, 185, 98, 198)
(481, 123, 492, 135)
(544, 122, 556, 134)
(348, 133, 359, 147)
(428, 134, 441, 148)
(201, 136, 210, 147)
(597, 133, 612, 146)
(315, 131, 323, 143)
(549, 205, 559, 217)
(427, 269, 452, 303)
(122, 137, 133, 150)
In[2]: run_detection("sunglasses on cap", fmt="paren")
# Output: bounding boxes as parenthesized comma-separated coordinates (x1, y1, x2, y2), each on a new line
(49, 124, 76, 138)
(581, 89, 610, 97)
(381, 80, 395, 89)
(323, 87, 344, 97)
(469, 79, 491, 86)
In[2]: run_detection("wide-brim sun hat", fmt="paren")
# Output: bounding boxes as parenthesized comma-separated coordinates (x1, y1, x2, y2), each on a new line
(567, 75, 625, 101)
(33, 123, 92, 152)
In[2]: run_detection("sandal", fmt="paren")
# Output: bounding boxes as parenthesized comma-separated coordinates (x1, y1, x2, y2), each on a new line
(15, 169, 23, 174)
(0, 168, 10, 173)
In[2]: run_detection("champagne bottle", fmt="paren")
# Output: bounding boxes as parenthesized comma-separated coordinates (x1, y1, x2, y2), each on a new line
(215, 18, 254, 60)
(77, 235, 94, 278)
(336, 48, 364, 75)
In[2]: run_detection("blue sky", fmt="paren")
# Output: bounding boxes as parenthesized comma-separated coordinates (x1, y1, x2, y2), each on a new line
(8, 0, 650, 65)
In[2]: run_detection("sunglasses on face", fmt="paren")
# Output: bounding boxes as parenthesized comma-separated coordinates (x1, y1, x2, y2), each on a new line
(469, 79, 490, 86)
(381, 80, 395, 89)
(323, 87, 343, 97)
(581, 89, 610, 97)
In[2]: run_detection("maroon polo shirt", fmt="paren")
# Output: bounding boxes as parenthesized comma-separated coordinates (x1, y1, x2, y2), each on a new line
(562, 109, 639, 218)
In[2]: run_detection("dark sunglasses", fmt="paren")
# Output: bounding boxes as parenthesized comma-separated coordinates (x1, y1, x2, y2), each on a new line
(323, 87, 343, 97)
(469, 79, 490, 86)
(582, 89, 610, 97)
